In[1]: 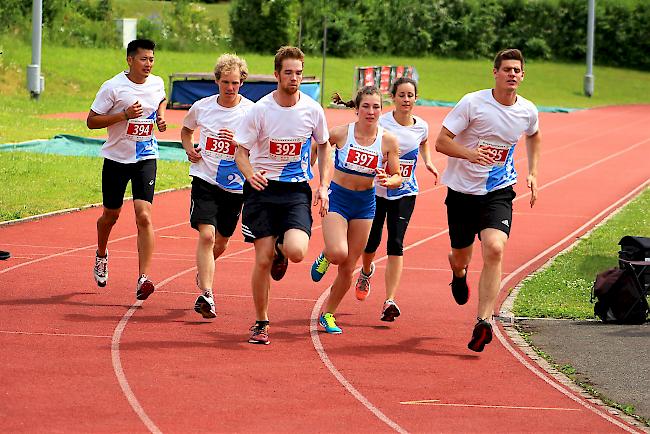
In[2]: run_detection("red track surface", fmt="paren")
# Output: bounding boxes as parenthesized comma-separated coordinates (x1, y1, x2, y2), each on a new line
(2, 105, 649, 433)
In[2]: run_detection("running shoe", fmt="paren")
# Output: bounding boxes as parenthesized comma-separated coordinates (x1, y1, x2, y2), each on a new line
(0, 250, 11, 260)
(380, 299, 401, 322)
(354, 262, 375, 301)
(450, 268, 469, 305)
(319, 312, 342, 334)
(93, 250, 109, 287)
(248, 323, 270, 345)
(270, 242, 288, 281)
(194, 291, 216, 319)
(310, 252, 330, 282)
(467, 318, 493, 352)
(136, 274, 155, 300)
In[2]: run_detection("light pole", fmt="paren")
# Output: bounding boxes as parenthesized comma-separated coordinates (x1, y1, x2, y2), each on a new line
(27, 0, 44, 99)
(584, 0, 595, 97)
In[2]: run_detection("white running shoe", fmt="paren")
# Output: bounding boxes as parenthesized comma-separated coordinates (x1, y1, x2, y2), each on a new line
(136, 274, 155, 300)
(93, 250, 108, 287)
(194, 291, 216, 319)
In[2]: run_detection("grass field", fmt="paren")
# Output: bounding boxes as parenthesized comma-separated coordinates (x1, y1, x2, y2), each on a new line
(513, 187, 650, 319)
(2, 36, 650, 143)
(0, 151, 190, 222)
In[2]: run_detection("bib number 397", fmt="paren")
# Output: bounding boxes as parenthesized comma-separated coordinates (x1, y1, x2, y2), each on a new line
(478, 139, 511, 167)
(346, 147, 378, 173)
(126, 119, 154, 142)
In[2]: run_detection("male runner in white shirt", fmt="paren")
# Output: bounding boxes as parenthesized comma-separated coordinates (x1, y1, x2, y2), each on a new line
(87, 39, 167, 301)
(436, 48, 541, 352)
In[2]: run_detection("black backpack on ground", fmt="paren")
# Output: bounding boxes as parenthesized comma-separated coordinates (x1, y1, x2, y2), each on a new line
(591, 266, 649, 324)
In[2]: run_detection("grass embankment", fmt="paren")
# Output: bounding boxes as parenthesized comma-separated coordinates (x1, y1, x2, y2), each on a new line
(513, 187, 650, 319)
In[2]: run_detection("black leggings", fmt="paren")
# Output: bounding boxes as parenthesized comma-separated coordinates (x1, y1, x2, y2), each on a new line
(364, 195, 416, 256)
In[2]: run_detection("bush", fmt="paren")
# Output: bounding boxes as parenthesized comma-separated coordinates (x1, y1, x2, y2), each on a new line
(230, 0, 299, 53)
(44, 1, 120, 48)
(137, 0, 222, 52)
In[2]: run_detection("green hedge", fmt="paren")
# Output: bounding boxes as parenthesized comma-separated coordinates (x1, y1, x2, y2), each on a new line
(231, 0, 650, 70)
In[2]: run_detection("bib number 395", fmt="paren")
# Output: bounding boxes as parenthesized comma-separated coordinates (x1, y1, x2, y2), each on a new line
(478, 139, 511, 167)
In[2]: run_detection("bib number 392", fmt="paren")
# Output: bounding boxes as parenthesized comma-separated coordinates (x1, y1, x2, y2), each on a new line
(126, 119, 154, 142)
(269, 139, 302, 162)
(478, 139, 511, 167)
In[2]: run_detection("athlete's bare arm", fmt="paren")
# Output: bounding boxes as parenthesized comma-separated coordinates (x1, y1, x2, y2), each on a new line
(525, 129, 542, 208)
(435, 127, 495, 166)
(314, 140, 333, 217)
(235, 145, 267, 191)
(181, 126, 202, 163)
(156, 98, 167, 132)
(86, 101, 143, 129)
(377, 131, 402, 189)
(419, 138, 439, 183)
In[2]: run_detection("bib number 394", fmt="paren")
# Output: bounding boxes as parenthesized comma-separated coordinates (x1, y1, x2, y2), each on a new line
(478, 139, 511, 167)
(269, 139, 302, 162)
(126, 119, 154, 142)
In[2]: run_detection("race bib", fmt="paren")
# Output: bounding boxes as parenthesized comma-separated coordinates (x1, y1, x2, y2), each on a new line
(269, 138, 302, 162)
(203, 132, 236, 161)
(126, 118, 154, 142)
(399, 158, 415, 179)
(345, 145, 379, 174)
(478, 139, 512, 167)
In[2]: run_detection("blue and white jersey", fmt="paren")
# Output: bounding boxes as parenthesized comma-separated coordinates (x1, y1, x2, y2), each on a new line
(91, 71, 166, 164)
(441, 89, 539, 195)
(235, 91, 329, 183)
(376, 112, 429, 199)
(334, 123, 384, 178)
(183, 95, 254, 193)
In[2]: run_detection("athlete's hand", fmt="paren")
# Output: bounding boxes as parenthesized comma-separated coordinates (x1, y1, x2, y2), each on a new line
(527, 174, 538, 208)
(248, 170, 268, 191)
(125, 101, 143, 119)
(469, 146, 495, 166)
(217, 128, 234, 142)
(314, 184, 329, 217)
(156, 114, 167, 132)
(376, 168, 399, 188)
(186, 146, 202, 163)
(425, 162, 440, 185)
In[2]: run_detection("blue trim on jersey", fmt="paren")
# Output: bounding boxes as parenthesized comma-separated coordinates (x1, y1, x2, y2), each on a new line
(387, 147, 420, 198)
(215, 162, 245, 192)
(486, 145, 517, 192)
(135, 111, 159, 160)
(279, 138, 313, 182)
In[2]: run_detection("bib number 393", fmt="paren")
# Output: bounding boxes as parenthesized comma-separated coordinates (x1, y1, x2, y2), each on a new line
(204, 134, 235, 161)
(478, 139, 511, 167)
(126, 119, 154, 142)
(269, 139, 302, 162)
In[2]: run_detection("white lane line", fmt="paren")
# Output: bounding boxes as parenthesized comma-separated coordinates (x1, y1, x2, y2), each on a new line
(111, 224, 322, 433)
(1, 330, 111, 339)
(400, 400, 580, 411)
(309, 141, 649, 432)
(0, 221, 188, 275)
(492, 180, 649, 434)
(157, 290, 319, 303)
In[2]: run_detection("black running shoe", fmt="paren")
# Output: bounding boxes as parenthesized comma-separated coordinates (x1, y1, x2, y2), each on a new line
(270, 242, 288, 281)
(450, 268, 469, 305)
(467, 319, 493, 352)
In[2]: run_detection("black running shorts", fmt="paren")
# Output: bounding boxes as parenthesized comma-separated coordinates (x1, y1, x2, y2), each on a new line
(365, 195, 416, 256)
(241, 180, 312, 243)
(190, 177, 244, 237)
(102, 158, 157, 210)
(445, 186, 516, 249)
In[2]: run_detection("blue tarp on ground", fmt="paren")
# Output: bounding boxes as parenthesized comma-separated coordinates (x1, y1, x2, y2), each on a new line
(0, 135, 187, 161)
(170, 79, 321, 107)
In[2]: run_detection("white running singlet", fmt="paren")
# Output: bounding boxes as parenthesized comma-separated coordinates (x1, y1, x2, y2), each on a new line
(183, 95, 254, 193)
(334, 123, 384, 178)
(235, 91, 329, 183)
(91, 71, 166, 164)
(441, 89, 539, 195)
(376, 111, 429, 199)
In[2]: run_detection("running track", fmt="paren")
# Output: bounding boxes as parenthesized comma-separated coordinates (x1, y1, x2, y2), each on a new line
(1, 105, 649, 433)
